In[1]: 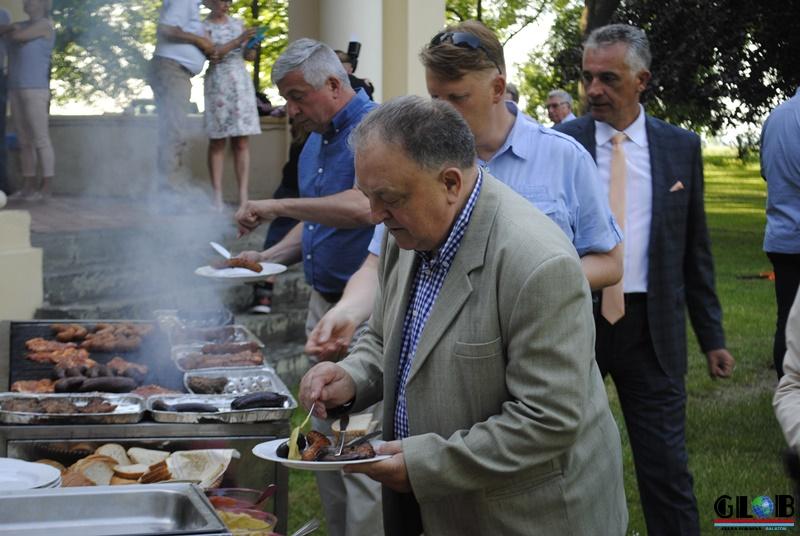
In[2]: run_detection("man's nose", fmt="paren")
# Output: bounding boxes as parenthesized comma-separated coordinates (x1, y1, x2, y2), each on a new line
(585, 78, 602, 97)
(285, 100, 300, 118)
(369, 202, 388, 225)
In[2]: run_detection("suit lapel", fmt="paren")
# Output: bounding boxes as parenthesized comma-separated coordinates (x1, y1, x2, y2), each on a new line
(579, 117, 597, 160)
(383, 246, 417, 406)
(404, 176, 499, 384)
(646, 116, 669, 248)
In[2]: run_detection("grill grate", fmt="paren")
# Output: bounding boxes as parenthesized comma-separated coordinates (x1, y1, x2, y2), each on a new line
(8, 321, 184, 391)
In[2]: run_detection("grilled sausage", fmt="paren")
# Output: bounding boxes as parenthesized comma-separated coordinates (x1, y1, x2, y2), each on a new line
(54, 376, 86, 393)
(230, 391, 288, 410)
(78, 376, 137, 393)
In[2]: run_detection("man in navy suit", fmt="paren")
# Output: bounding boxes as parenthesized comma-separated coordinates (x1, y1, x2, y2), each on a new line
(556, 24, 735, 536)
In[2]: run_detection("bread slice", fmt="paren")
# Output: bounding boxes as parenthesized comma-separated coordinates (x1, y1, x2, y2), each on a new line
(127, 447, 170, 466)
(95, 443, 131, 466)
(113, 463, 149, 479)
(72, 455, 117, 486)
(332, 413, 376, 442)
(110, 475, 138, 485)
(138, 460, 171, 484)
(61, 470, 96, 487)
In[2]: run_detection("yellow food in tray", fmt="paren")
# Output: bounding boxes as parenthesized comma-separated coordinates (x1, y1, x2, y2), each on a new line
(215, 509, 275, 535)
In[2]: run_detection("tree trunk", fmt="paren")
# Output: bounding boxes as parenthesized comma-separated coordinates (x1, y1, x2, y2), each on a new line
(583, 0, 621, 35)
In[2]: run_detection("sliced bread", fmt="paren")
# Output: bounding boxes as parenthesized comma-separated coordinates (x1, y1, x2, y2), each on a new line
(332, 413, 376, 442)
(95, 443, 131, 466)
(138, 460, 172, 484)
(113, 463, 149, 479)
(61, 470, 96, 487)
(127, 447, 170, 466)
(72, 455, 117, 486)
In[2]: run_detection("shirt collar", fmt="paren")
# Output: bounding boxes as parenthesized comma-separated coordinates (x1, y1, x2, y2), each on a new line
(325, 88, 371, 139)
(481, 101, 538, 165)
(595, 103, 648, 148)
(416, 168, 484, 267)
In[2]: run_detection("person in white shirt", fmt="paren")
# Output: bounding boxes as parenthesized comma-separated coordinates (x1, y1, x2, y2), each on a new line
(148, 0, 214, 196)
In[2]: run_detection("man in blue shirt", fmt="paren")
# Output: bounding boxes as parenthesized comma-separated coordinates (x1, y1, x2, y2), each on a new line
(235, 38, 380, 536)
(306, 20, 623, 360)
(762, 87, 800, 377)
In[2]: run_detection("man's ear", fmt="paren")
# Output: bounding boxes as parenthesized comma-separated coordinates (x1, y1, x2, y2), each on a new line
(327, 76, 342, 96)
(636, 69, 651, 94)
(440, 167, 463, 202)
(491, 74, 507, 104)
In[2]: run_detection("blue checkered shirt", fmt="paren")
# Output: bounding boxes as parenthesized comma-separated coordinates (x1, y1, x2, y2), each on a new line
(393, 171, 484, 439)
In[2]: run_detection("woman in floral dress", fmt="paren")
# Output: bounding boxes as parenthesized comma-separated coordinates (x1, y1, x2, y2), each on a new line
(203, 0, 260, 209)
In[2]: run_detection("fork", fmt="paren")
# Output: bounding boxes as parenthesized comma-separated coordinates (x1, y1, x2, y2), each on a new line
(335, 414, 349, 456)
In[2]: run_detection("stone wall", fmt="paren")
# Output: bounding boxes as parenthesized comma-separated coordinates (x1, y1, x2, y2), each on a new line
(7, 114, 288, 202)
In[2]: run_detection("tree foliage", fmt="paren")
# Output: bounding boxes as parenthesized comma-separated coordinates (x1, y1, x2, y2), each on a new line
(49, 0, 287, 107)
(519, 0, 800, 132)
(445, 0, 550, 44)
(518, 0, 584, 122)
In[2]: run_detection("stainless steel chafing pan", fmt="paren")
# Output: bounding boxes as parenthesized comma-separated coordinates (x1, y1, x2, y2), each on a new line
(0, 482, 229, 535)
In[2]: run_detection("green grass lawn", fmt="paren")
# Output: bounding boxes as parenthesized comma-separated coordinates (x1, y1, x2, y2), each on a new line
(283, 148, 791, 535)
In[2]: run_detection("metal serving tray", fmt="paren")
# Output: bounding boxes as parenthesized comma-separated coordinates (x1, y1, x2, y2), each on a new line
(184, 366, 285, 396)
(0, 393, 146, 425)
(168, 325, 263, 347)
(171, 344, 265, 373)
(146, 393, 296, 424)
(0, 482, 229, 536)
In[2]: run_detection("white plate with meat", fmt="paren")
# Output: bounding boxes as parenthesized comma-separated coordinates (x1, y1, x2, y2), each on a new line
(252, 438, 389, 471)
(194, 262, 287, 283)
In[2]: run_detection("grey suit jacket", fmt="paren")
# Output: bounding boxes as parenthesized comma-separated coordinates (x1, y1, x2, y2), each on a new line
(556, 115, 726, 376)
(339, 174, 628, 536)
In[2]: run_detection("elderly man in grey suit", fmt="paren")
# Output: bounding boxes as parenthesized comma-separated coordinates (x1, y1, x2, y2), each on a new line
(299, 95, 627, 536)
(555, 24, 735, 536)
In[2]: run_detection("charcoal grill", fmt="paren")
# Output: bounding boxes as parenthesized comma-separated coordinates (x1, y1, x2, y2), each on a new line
(0, 320, 290, 534)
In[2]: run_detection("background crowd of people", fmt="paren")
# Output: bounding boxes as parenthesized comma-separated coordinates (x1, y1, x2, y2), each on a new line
(0, 0, 55, 202)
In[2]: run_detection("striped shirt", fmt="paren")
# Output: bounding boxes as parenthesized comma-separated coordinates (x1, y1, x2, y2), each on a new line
(393, 170, 484, 439)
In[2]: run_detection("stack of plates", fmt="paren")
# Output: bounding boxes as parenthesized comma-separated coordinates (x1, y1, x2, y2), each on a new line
(0, 457, 62, 491)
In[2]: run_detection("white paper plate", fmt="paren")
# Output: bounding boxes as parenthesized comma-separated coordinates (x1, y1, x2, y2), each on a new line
(0, 458, 61, 490)
(252, 438, 389, 471)
(195, 262, 287, 284)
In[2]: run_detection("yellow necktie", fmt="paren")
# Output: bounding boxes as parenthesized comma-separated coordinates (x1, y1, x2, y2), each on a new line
(601, 132, 627, 324)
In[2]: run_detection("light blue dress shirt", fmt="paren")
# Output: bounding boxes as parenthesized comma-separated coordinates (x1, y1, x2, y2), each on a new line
(369, 102, 621, 257)
(762, 87, 800, 254)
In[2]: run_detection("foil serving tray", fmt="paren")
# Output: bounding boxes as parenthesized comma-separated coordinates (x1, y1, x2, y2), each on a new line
(183, 366, 283, 396)
(146, 393, 296, 424)
(0, 393, 146, 425)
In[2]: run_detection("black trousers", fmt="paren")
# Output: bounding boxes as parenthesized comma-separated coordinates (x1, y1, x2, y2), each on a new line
(596, 293, 700, 536)
(767, 252, 800, 378)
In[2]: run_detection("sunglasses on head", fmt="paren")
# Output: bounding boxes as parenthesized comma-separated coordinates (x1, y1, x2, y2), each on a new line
(429, 31, 502, 74)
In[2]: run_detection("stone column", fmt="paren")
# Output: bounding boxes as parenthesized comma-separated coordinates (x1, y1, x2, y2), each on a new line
(319, 0, 383, 101)
(287, 0, 446, 102)
(381, 0, 446, 100)
(0, 210, 43, 320)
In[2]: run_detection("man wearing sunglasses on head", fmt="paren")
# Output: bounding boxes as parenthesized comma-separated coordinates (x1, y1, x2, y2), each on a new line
(306, 20, 623, 361)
